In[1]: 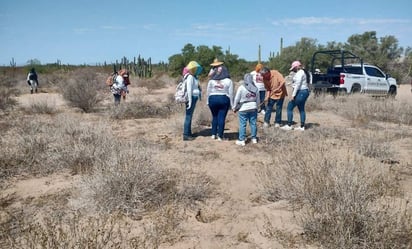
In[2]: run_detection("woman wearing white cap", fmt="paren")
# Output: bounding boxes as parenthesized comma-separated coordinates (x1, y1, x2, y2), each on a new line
(281, 61, 310, 131)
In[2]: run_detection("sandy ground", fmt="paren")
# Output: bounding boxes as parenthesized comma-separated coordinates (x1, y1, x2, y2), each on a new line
(5, 80, 412, 248)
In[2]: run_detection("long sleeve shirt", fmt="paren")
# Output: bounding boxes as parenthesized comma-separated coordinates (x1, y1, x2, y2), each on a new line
(186, 74, 201, 109)
(206, 78, 234, 107)
(263, 70, 287, 100)
(233, 85, 260, 112)
(291, 69, 309, 97)
(250, 70, 266, 92)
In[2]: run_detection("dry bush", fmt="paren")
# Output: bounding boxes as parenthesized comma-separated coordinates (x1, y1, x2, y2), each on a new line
(257, 141, 412, 248)
(355, 132, 395, 160)
(137, 73, 170, 90)
(0, 114, 117, 178)
(0, 88, 19, 112)
(307, 94, 412, 125)
(3, 211, 138, 249)
(76, 139, 215, 216)
(110, 98, 181, 120)
(22, 98, 58, 114)
(60, 68, 105, 112)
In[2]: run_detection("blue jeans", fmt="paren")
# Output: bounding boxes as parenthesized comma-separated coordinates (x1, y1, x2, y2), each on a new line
(287, 89, 309, 126)
(264, 98, 284, 124)
(238, 110, 257, 141)
(113, 94, 121, 105)
(183, 96, 198, 138)
(259, 90, 266, 112)
(208, 95, 230, 138)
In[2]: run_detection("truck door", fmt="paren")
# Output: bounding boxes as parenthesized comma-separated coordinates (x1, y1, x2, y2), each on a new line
(364, 66, 389, 95)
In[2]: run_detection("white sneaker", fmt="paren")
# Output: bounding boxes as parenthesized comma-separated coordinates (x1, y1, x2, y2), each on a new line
(217, 136, 227, 141)
(274, 123, 281, 128)
(295, 126, 305, 131)
(235, 140, 246, 146)
(251, 138, 258, 144)
(211, 135, 216, 139)
(263, 122, 270, 128)
(281, 125, 293, 131)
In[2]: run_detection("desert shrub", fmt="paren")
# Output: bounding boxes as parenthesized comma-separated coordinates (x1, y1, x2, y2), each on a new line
(23, 98, 58, 114)
(0, 114, 117, 178)
(0, 88, 18, 112)
(3, 211, 137, 249)
(60, 68, 104, 112)
(77, 139, 215, 216)
(355, 132, 395, 160)
(137, 73, 169, 90)
(308, 94, 412, 125)
(109, 98, 181, 120)
(257, 143, 411, 248)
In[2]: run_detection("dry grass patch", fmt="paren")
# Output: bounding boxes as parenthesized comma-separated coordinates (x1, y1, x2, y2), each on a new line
(257, 140, 411, 248)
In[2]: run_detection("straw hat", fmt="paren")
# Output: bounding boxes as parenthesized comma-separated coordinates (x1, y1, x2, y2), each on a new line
(210, 58, 224, 66)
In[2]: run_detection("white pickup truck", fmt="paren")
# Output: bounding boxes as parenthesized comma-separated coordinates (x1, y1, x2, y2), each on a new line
(309, 50, 397, 97)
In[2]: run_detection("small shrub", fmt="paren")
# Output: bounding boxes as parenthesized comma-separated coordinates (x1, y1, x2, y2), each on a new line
(110, 98, 180, 120)
(61, 68, 104, 112)
(257, 143, 411, 248)
(0, 88, 18, 111)
(24, 99, 58, 114)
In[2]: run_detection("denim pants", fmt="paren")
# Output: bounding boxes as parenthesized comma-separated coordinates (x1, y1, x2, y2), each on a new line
(238, 110, 257, 141)
(264, 98, 284, 124)
(287, 89, 309, 126)
(113, 94, 121, 105)
(259, 90, 266, 112)
(183, 96, 198, 138)
(208, 95, 230, 138)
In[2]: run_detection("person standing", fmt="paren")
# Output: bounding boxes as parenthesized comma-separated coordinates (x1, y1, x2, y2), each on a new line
(260, 67, 287, 128)
(206, 62, 233, 141)
(183, 61, 203, 141)
(250, 63, 266, 114)
(281, 61, 310, 131)
(27, 68, 39, 94)
(233, 73, 260, 146)
(111, 69, 130, 105)
(208, 58, 224, 79)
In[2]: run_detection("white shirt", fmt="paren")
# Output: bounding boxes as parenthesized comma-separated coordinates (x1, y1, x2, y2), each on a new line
(250, 70, 266, 92)
(291, 69, 309, 97)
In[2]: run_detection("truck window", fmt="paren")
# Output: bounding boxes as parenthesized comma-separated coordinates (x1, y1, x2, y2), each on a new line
(365, 66, 385, 77)
(344, 66, 362, 75)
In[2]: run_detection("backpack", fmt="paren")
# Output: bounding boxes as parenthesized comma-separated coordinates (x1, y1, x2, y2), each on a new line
(175, 74, 189, 103)
(106, 73, 117, 86)
(303, 69, 311, 84)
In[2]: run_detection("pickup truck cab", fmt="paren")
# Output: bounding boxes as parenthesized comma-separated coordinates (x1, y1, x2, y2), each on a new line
(310, 50, 397, 97)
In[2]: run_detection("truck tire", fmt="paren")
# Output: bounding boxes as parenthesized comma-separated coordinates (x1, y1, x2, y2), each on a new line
(351, 84, 361, 94)
(387, 86, 397, 98)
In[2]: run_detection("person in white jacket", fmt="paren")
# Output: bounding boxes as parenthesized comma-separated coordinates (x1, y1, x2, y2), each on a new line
(232, 73, 260, 146)
(206, 64, 233, 141)
(281, 61, 310, 131)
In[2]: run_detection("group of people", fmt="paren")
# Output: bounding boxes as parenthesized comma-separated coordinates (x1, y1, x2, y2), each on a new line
(182, 59, 310, 145)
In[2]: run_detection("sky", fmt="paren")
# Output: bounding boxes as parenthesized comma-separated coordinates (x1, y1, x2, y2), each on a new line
(1, 0, 411, 66)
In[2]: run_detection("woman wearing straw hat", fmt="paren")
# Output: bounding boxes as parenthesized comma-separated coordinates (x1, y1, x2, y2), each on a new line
(183, 61, 203, 141)
(206, 59, 234, 141)
(208, 58, 224, 79)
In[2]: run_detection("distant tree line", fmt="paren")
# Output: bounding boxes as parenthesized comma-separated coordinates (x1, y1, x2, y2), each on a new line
(9, 30, 412, 84)
(168, 31, 412, 84)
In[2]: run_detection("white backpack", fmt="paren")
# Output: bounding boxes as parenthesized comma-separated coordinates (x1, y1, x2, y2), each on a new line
(175, 75, 189, 103)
